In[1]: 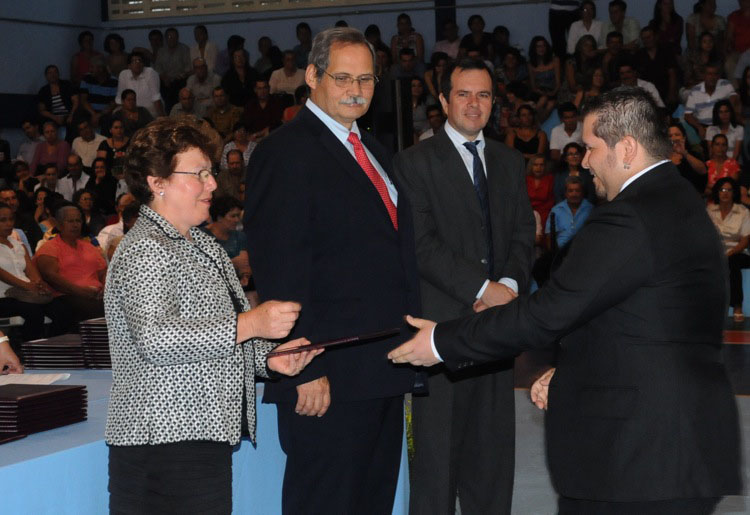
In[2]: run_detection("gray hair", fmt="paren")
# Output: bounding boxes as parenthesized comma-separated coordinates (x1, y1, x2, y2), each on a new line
(309, 27, 376, 79)
(565, 175, 584, 187)
(581, 87, 671, 161)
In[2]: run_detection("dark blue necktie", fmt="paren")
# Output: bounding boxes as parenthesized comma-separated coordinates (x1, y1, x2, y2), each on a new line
(463, 140, 494, 277)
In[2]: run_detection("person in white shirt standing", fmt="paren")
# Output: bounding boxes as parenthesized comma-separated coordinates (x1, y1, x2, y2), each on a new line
(189, 25, 217, 73)
(116, 52, 164, 117)
(567, 1, 603, 56)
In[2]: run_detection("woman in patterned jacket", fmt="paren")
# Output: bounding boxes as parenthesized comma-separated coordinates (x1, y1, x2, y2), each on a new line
(104, 117, 320, 514)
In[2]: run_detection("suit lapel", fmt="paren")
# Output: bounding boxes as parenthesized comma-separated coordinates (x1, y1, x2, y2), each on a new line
(433, 129, 483, 219)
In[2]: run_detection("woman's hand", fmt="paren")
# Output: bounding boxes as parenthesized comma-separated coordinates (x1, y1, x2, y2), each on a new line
(0, 341, 23, 374)
(267, 337, 323, 376)
(239, 300, 301, 340)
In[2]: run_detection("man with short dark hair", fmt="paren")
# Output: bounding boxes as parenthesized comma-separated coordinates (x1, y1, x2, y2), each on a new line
(418, 105, 445, 141)
(601, 31, 625, 87)
(116, 52, 164, 117)
(269, 50, 306, 96)
(390, 88, 742, 513)
(154, 27, 192, 112)
(603, 0, 640, 50)
(434, 20, 461, 59)
(245, 27, 421, 514)
(634, 26, 678, 108)
(684, 63, 741, 139)
(293, 22, 313, 69)
(71, 118, 106, 168)
(550, 102, 582, 161)
(37, 164, 63, 195)
(190, 25, 217, 74)
(205, 87, 243, 141)
(186, 57, 220, 117)
(393, 57, 534, 515)
(16, 119, 43, 165)
(389, 47, 424, 79)
(243, 79, 283, 139)
(616, 59, 665, 108)
(216, 148, 244, 202)
(79, 55, 118, 129)
(545, 175, 593, 251)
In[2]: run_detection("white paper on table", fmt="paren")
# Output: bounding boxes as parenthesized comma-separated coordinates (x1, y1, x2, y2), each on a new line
(0, 373, 71, 385)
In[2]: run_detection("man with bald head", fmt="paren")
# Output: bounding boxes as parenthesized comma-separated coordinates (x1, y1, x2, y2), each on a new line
(58, 153, 90, 201)
(186, 57, 220, 117)
(169, 87, 201, 119)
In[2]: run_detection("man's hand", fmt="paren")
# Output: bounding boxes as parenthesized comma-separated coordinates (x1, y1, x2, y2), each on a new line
(530, 367, 555, 410)
(388, 315, 439, 366)
(473, 299, 488, 312)
(267, 337, 323, 376)
(481, 282, 517, 308)
(0, 341, 23, 374)
(295, 376, 330, 417)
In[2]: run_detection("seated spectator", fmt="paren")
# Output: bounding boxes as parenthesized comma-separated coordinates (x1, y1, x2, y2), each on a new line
(111, 90, 153, 139)
(13, 162, 38, 199)
(603, 0, 641, 50)
(35, 202, 107, 329)
(205, 86, 244, 141)
(616, 60, 665, 109)
(567, 1, 603, 55)
(243, 79, 283, 139)
(269, 50, 305, 96)
(204, 195, 252, 287)
(573, 68, 605, 108)
(686, 0, 726, 53)
(85, 157, 118, 215)
(546, 175, 593, 250)
(707, 177, 750, 321)
(220, 122, 256, 169)
(0, 187, 42, 252)
(390, 13, 425, 63)
(727, 1, 750, 58)
(706, 99, 744, 160)
(684, 31, 723, 90)
(58, 154, 90, 202)
(549, 102, 582, 162)
(424, 52, 449, 103)
(79, 55, 118, 130)
(706, 133, 740, 193)
(668, 122, 708, 194)
(505, 105, 547, 162)
(30, 121, 71, 176)
(71, 118, 106, 169)
(410, 78, 430, 137)
(104, 202, 140, 261)
(495, 49, 529, 89)
(491, 25, 511, 66)
(36, 163, 66, 197)
(190, 25, 218, 74)
(215, 35, 246, 77)
(222, 48, 259, 107)
(739, 66, 750, 122)
(0, 202, 66, 341)
(418, 105, 445, 141)
(635, 26, 678, 108)
(74, 189, 105, 238)
(104, 33, 128, 77)
(565, 34, 602, 96)
(70, 30, 101, 86)
(282, 85, 309, 123)
(16, 119, 43, 165)
(601, 31, 625, 88)
(97, 118, 130, 172)
(554, 142, 596, 203)
(364, 24, 390, 57)
(434, 20, 460, 60)
(37, 65, 78, 142)
(459, 14, 493, 61)
(186, 58, 221, 117)
(34, 188, 64, 249)
(216, 149, 245, 202)
(526, 154, 555, 225)
(649, 0, 684, 56)
(155, 27, 192, 112)
(169, 87, 202, 119)
(375, 46, 392, 79)
(389, 48, 425, 80)
(684, 63, 740, 139)
(293, 23, 312, 69)
(116, 52, 164, 117)
(96, 192, 136, 255)
(254, 36, 274, 76)
(528, 36, 560, 116)
(131, 29, 162, 67)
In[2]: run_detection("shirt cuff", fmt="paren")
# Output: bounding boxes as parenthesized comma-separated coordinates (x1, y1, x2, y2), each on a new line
(429, 326, 444, 362)
(498, 277, 518, 294)
(476, 279, 490, 299)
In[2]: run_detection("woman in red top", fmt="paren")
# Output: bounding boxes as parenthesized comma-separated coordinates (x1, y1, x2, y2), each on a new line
(705, 133, 740, 194)
(526, 154, 555, 226)
(34, 202, 107, 332)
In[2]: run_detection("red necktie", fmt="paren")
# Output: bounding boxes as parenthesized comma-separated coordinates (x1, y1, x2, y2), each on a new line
(347, 132, 398, 230)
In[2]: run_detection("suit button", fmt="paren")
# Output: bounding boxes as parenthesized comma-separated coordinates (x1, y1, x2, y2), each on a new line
(480, 258, 488, 265)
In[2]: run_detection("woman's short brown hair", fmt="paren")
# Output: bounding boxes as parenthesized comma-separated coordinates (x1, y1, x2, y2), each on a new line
(124, 117, 217, 204)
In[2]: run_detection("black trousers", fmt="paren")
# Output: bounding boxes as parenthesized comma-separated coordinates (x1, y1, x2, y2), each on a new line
(409, 363, 515, 515)
(727, 253, 750, 308)
(109, 440, 232, 515)
(0, 297, 71, 341)
(48, 294, 104, 333)
(276, 395, 403, 515)
(548, 8, 580, 60)
(558, 496, 720, 514)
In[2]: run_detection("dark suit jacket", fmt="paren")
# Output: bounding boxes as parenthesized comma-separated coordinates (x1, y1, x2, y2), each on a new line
(244, 106, 420, 403)
(434, 163, 741, 501)
(393, 128, 535, 323)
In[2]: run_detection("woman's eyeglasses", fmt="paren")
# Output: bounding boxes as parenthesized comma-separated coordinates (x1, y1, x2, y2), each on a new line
(173, 169, 218, 182)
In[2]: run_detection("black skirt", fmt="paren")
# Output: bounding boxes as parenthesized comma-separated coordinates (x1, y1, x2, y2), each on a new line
(108, 440, 232, 515)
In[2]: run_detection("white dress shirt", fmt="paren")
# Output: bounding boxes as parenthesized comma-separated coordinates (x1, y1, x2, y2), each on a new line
(116, 67, 162, 117)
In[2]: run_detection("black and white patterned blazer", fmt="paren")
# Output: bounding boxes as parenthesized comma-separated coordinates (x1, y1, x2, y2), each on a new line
(104, 204, 276, 446)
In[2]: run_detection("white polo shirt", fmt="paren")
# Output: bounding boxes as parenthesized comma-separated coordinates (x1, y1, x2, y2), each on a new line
(685, 80, 737, 125)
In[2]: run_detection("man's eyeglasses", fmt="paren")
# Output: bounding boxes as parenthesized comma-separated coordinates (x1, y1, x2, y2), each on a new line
(173, 169, 218, 182)
(321, 70, 378, 89)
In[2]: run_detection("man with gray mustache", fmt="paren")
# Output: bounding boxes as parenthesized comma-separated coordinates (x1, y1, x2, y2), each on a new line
(245, 27, 422, 514)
